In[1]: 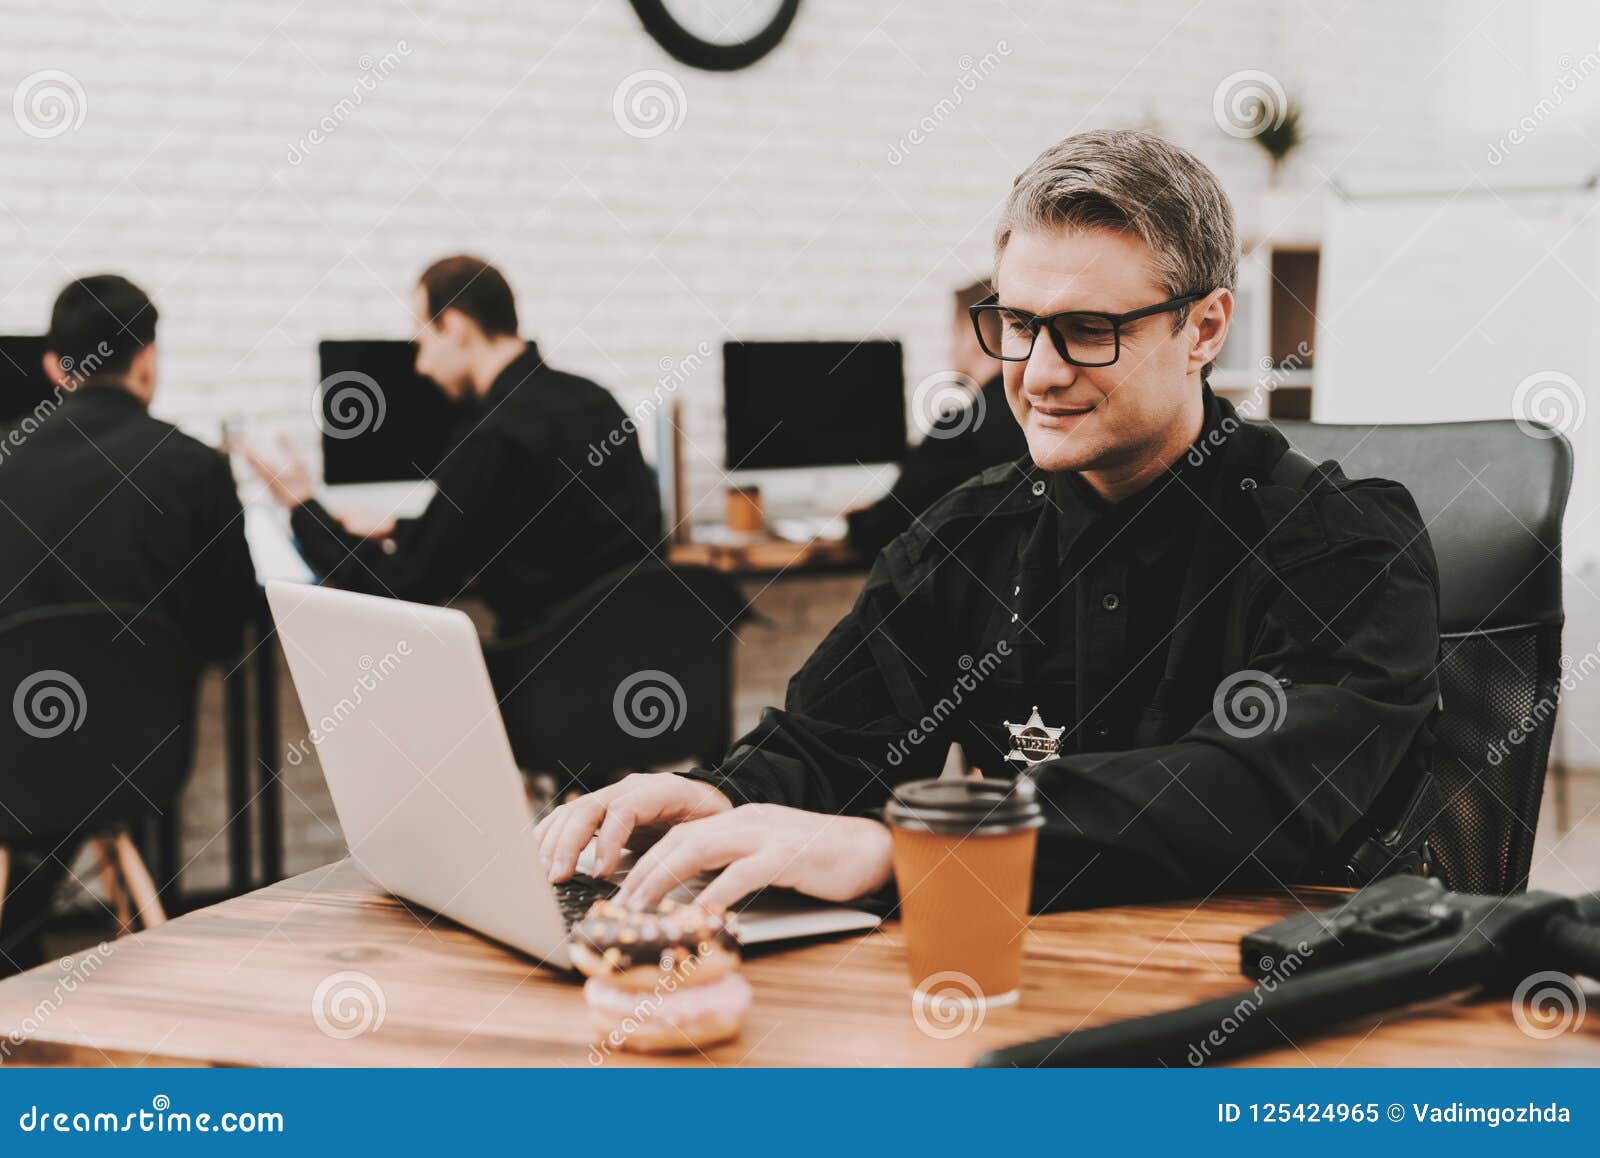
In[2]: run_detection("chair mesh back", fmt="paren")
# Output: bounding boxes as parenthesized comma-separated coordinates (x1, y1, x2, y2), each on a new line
(1431, 625, 1561, 893)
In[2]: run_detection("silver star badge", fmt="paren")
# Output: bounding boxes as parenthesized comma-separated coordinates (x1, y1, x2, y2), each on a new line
(1004, 705, 1064, 773)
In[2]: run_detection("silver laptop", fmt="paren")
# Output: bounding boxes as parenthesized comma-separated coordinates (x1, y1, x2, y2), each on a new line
(265, 581, 880, 970)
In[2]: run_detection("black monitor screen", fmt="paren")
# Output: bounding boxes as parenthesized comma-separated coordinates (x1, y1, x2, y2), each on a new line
(317, 339, 461, 484)
(723, 340, 905, 470)
(0, 336, 55, 425)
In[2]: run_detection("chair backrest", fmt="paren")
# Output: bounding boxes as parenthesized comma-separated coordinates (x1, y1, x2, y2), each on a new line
(1272, 419, 1572, 893)
(0, 605, 201, 843)
(483, 563, 749, 789)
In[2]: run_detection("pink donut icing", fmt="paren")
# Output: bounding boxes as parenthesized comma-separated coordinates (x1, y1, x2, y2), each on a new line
(585, 972, 752, 1028)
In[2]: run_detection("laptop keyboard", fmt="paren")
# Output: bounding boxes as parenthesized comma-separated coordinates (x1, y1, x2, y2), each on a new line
(556, 872, 619, 928)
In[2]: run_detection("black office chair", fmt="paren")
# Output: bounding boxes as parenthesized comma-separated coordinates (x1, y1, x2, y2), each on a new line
(1274, 420, 1572, 894)
(484, 563, 751, 794)
(0, 605, 201, 954)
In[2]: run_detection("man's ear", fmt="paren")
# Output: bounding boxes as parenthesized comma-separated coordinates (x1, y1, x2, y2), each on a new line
(1187, 288, 1233, 375)
(435, 307, 480, 347)
(42, 351, 71, 390)
(127, 343, 158, 399)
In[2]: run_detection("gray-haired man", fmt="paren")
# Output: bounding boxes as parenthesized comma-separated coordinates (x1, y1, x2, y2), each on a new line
(539, 129, 1442, 914)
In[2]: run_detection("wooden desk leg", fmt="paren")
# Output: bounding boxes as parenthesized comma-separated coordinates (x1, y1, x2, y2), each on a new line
(224, 656, 253, 893)
(114, 832, 167, 928)
(255, 623, 283, 884)
(93, 836, 131, 933)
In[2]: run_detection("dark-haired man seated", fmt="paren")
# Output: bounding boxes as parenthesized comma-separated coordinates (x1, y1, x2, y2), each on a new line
(538, 130, 1441, 914)
(246, 256, 663, 638)
(0, 274, 257, 660)
(0, 274, 258, 965)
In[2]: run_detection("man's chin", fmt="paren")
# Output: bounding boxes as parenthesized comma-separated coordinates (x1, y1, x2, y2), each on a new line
(1025, 428, 1098, 474)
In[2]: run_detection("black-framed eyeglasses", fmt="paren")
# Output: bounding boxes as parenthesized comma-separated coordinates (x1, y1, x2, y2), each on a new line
(969, 291, 1208, 367)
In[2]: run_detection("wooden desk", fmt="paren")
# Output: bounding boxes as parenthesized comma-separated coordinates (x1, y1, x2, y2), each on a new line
(0, 860, 1592, 1067)
(668, 538, 863, 577)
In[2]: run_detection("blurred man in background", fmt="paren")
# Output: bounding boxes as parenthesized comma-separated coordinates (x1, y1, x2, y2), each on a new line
(246, 255, 663, 638)
(0, 275, 257, 659)
(0, 274, 258, 965)
(844, 280, 1025, 557)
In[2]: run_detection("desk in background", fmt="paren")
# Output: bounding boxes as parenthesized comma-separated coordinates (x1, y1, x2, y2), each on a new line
(2, 859, 1591, 1067)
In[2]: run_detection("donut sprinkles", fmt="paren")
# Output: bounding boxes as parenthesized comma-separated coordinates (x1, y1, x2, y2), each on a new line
(571, 898, 750, 1055)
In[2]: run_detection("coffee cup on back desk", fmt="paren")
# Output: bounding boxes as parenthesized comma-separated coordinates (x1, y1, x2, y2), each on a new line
(884, 777, 1044, 1010)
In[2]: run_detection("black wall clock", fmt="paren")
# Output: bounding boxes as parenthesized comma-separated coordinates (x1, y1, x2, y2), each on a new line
(628, 0, 799, 71)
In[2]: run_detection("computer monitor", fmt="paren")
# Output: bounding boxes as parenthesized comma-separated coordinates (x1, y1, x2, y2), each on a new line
(0, 336, 56, 425)
(722, 340, 905, 470)
(317, 339, 460, 484)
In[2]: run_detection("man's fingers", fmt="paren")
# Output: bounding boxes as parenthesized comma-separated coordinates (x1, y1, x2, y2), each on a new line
(695, 856, 772, 912)
(548, 799, 605, 882)
(536, 809, 569, 869)
(240, 445, 273, 476)
(591, 798, 639, 879)
(617, 821, 755, 910)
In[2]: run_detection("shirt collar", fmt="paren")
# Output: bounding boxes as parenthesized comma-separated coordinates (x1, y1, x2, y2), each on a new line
(482, 341, 545, 407)
(60, 381, 148, 414)
(1045, 385, 1229, 564)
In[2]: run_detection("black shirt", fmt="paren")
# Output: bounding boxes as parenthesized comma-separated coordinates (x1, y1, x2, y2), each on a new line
(291, 346, 663, 637)
(684, 389, 1442, 907)
(0, 383, 258, 661)
(845, 374, 1026, 557)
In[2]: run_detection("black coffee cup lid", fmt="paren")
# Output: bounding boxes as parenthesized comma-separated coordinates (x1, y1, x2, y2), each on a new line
(883, 777, 1045, 836)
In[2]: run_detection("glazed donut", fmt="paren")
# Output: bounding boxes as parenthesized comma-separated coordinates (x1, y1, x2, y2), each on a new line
(571, 898, 750, 1054)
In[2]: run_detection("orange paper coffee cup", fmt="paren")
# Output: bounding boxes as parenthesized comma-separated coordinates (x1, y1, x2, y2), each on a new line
(884, 777, 1043, 1010)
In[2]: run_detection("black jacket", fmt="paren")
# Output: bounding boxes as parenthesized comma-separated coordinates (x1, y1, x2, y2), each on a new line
(845, 374, 1026, 557)
(291, 347, 664, 637)
(685, 390, 1442, 908)
(0, 383, 257, 661)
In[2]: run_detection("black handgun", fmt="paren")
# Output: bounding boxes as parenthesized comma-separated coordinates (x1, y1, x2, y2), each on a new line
(975, 879, 1600, 1068)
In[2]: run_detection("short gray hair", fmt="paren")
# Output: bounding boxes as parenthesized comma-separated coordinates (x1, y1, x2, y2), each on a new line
(996, 129, 1238, 329)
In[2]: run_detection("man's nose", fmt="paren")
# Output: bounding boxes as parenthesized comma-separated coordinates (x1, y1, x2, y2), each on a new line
(1021, 327, 1078, 399)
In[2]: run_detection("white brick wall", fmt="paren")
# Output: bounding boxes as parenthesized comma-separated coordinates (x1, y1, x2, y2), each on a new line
(2, 0, 1456, 511)
(3, 1, 1491, 889)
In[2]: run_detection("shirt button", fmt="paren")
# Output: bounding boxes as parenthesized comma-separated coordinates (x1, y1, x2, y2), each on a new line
(1101, 593, 1120, 611)
(1092, 720, 1109, 737)
(1013, 585, 1021, 595)
(1031, 480, 1046, 496)
(1239, 477, 1258, 491)
(1010, 612, 1019, 623)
